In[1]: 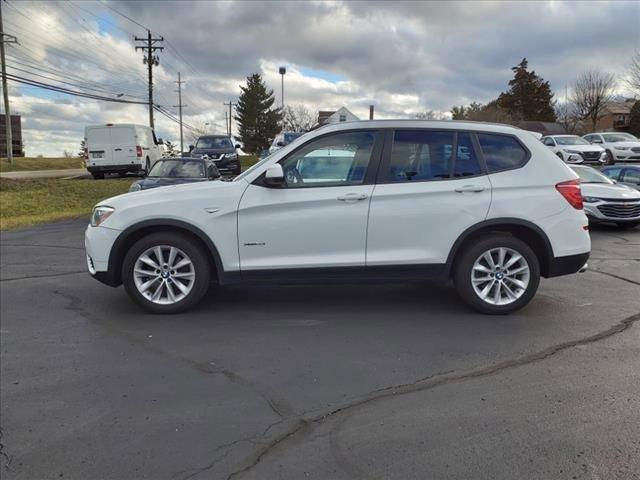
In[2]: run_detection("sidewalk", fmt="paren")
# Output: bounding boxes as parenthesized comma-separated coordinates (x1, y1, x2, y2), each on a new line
(0, 168, 88, 179)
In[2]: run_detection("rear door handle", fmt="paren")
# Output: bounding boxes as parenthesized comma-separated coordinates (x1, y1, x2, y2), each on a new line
(114, 148, 122, 151)
(337, 193, 368, 202)
(454, 185, 485, 193)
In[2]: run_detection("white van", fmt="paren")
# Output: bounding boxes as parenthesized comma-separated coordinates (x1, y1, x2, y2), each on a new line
(84, 124, 163, 179)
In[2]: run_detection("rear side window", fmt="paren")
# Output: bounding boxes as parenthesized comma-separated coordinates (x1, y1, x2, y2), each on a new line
(477, 134, 529, 173)
(387, 130, 482, 182)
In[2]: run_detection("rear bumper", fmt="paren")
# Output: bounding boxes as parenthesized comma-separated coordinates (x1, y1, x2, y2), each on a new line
(87, 163, 143, 173)
(546, 252, 590, 278)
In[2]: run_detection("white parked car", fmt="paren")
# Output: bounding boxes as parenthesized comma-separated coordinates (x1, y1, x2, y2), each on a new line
(569, 165, 640, 229)
(85, 121, 590, 315)
(582, 132, 640, 164)
(540, 135, 607, 164)
(85, 124, 163, 179)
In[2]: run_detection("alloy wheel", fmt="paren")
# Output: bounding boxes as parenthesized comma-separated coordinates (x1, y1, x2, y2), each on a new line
(471, 247, 530, 306)
(133, 245, 195, 305)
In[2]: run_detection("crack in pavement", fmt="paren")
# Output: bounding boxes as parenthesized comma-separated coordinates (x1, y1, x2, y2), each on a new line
(0, 271, 85, 283)
(225, 311, 640, 480)
(589, 269, 640, 286)
(51, 288, 296, 432)
(0, 243, 84, 250)
(0, 428, 12, 471)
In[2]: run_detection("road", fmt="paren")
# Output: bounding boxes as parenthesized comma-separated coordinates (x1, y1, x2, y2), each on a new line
(1, 220, 639, 480)
(0, 169, 87, 179)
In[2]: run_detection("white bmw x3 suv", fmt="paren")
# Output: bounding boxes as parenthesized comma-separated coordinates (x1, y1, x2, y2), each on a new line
(85, 120, 591, 315)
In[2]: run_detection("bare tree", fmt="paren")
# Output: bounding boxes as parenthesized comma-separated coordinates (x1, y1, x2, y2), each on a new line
(281, 104, 317, 132)
(555, 101, 580, 134)
(414, 110, 447, 120)
(571, 70, 616, 133)
(627, 50, 640, 96)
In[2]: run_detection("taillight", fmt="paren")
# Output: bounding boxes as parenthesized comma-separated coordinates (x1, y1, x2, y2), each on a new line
(136, 145, 143, 157)
(555, 179, 583, 209)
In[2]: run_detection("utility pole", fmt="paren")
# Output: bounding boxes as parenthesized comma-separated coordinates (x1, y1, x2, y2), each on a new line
(135, 30, 163, 130)
(1, 2, 18, 165)
(279, 66, 286, 109)
(224, 101, 236, 137)
(174, 72, 186, 155)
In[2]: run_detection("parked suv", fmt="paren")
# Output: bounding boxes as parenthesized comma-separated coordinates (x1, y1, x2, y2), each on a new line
(85, 121, 590, 315)
(540, 135, 606, 164)
(582, 132, 640, 164)
(189, 135, 241, 175)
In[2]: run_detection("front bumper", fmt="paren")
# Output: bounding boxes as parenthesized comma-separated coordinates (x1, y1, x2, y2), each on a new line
(614, 151, 640, 162)
(85, 224, 122, 286)
(584, 199, 640, 223)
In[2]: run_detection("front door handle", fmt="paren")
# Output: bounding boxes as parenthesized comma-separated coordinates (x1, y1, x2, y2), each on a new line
(114, 148, 122, 151)
(337, 193, 368, 202)
(454, 185, 485, 193)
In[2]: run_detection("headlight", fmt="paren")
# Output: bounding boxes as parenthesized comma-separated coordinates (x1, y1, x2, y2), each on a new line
(129, 182, 142, 192)
(91, 206, 115, 227)
(563, 149, 580, 154)
(614, 146, 630, 151)
(582, 196, 599, 203)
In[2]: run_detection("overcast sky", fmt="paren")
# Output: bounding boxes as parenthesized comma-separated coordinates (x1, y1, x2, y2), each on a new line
(3, 0, 639, 156)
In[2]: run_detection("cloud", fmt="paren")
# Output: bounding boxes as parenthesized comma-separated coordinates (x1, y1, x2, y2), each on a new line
(2, 0, 639, 156)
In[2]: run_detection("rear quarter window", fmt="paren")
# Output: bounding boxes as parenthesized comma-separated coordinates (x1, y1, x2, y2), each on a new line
(477, 134, 529, 173)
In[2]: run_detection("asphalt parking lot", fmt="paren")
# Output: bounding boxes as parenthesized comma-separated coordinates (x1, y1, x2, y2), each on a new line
(1, 220, 639, 480)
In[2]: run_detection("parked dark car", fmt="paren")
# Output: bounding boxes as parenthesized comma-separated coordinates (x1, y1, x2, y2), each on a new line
(129, 157, 220, 192)
(601, 165, 640, 191)
(189, 135, 241, 175)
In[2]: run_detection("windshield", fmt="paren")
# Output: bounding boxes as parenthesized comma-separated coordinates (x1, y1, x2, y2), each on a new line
(196, 136, 233, 149)
(602, 133, 638, 142)
(555, 136, 590, 146)
(149, 160, 205, 178)
(570, 166, 614, 184)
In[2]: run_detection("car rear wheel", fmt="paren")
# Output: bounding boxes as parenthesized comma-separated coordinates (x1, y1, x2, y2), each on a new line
(454, 235, 540, 315)
(91, 172, 104, 180)
(145, 158, 151, 175)
(122, 232, 211, 314)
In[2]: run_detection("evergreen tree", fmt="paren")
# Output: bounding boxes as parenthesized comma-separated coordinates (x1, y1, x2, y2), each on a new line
(629, 101, 640, 137)
(164, 141, 178, 157)
(234, 73, 282, 153)
(78, 139, 86, 158)
(497, 58, 556, 122)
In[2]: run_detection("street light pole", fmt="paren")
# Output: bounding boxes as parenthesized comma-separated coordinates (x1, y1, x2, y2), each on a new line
(279, 66, 286, 110)
(1, 2, 19, 165)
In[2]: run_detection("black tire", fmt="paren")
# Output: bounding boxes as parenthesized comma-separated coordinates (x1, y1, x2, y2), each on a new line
(91, 172, 104, 180)
(453, 234, 541, 315)
(606, 150, 615, 165)
(145, 158, 151, 175)
(617, 222, 639, 230)
(233, 166, 242, 176)
(122, 232, 211, 314)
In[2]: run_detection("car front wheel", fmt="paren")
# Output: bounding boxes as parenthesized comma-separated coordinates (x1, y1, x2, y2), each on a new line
(122, 232, 211, 314)
(454, 235, 540, 315)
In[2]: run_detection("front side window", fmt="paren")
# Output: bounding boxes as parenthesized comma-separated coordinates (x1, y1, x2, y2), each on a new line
(279, 131, 376, 187)
(478, 134, 528, 173)
(543, 137, 555, 146)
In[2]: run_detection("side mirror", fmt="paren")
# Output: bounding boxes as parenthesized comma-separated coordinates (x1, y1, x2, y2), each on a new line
(264, 164, 285, 186)
(276, 141, 285, 147)
(207, 164, 221, 180)
(235, 144, 241, 149)
(189, 144, 195, 152)
(157, 138, 164, 145)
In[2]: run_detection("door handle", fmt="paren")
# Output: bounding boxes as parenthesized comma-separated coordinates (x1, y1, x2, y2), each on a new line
(454, 185, 485, 193)
(337, 193, 368, 202)
(114, 148, 122, 151)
